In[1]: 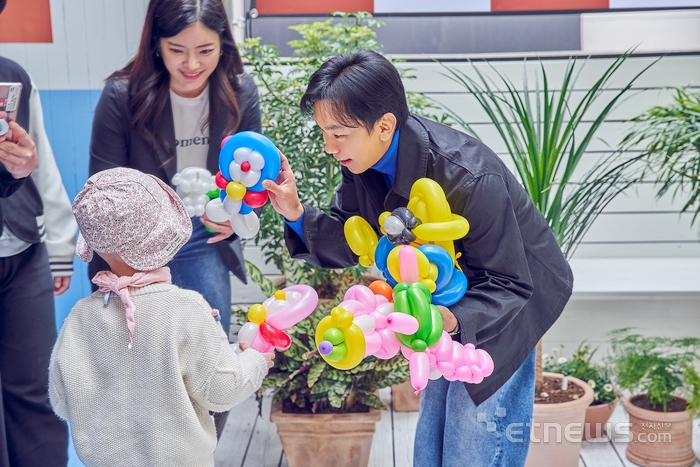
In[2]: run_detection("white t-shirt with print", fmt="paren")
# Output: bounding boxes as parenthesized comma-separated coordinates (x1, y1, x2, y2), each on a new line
(170, 85, 210, 173)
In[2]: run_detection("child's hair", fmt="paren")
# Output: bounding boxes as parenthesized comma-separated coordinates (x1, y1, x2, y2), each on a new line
(72, 167, 192, 271)
(300, 50, 410, 133)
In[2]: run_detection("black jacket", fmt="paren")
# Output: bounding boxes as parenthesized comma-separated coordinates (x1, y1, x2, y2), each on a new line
(0, 57, 44, 243)
(88, 73, 262, 282)
(285, 115, 573, 404)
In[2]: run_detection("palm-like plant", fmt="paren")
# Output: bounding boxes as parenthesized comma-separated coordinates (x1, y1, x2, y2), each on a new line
(438, 53, 658, 391)
(620, 87, 700, 224)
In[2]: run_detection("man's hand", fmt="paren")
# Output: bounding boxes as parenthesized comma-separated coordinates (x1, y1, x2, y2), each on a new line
(262, 151, 304, 222)
(436, 305, 458, 333)
(201, 213, 234, 243)
(0, 114, 37, 179)
(239, 340, 276, 369)
(54, 276, 71, 296)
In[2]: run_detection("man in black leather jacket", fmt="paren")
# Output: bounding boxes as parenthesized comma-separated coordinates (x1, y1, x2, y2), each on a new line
(264, 50, 573, 467)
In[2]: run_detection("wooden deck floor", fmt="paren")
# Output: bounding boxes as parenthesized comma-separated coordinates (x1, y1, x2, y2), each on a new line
(214, 389, 700, 467)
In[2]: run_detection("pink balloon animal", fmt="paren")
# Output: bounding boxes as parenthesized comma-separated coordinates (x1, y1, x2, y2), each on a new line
(399, 331, 495, 393)
(238, 285, 318, 352)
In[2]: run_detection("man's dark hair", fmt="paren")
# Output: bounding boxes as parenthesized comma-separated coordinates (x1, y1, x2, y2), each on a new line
(0, 0, 7, 15)
(300, 50, 410, 133)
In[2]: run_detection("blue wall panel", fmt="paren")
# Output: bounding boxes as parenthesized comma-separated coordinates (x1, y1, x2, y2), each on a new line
(42, 89, 100, 467)
(43, 89, 101, 334)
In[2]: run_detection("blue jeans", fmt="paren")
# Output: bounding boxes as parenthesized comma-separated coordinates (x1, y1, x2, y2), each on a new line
(168, 219, 232, 340)
(414, 347, 536, 467)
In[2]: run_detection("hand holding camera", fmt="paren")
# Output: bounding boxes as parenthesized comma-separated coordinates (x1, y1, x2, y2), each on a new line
(0, 110, 37, 179)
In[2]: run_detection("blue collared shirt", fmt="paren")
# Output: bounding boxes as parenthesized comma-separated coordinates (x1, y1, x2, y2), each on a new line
(286, 129, 401, 241)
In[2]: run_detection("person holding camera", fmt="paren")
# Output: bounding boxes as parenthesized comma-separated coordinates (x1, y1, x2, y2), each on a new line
(0, 1, 77, 466)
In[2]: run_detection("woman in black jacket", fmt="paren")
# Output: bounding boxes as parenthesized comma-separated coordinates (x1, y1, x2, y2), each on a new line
(89, 0, 261, 435)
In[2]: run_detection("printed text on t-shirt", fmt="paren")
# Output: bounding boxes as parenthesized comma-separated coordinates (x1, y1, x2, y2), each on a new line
(175, 136, 210, 148)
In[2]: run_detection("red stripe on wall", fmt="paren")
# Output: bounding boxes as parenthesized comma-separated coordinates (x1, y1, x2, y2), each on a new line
(491, 0, 609, 11)
(256, 0, 374, 15)
(0, 0, 52, 43)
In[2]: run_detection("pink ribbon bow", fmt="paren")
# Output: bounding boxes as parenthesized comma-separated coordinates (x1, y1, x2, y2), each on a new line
(92, 267, 172, 349)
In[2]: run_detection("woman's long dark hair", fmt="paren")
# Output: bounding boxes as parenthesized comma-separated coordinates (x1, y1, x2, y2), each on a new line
(110, 0, 244, 155)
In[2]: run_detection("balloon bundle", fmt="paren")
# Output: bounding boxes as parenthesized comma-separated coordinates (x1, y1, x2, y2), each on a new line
(323, 177, 494, 394)
(204, 131, 281, 239)
(238, 285, 319, 352)
(314, 281, 494, 394)
(345, 178, 469, 307)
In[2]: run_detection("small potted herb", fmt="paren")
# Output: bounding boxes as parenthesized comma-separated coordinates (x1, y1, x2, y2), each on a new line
(606, 328, 700, 467)
(544, 342, 619, 439)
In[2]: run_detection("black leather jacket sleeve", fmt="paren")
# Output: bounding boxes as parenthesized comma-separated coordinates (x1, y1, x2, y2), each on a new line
(89, 79, 131, 176)
(0, 165, 26, 198)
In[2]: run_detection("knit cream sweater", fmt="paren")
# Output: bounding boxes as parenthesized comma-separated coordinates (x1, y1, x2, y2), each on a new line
(49, 283, 268, 467)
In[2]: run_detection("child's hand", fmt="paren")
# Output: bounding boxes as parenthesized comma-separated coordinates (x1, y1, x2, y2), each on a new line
(238, 341, 276, 369)
(261, 351, 275, 369)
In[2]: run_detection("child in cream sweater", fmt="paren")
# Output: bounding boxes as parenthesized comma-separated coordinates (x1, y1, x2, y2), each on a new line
(49, 167, 274, 467)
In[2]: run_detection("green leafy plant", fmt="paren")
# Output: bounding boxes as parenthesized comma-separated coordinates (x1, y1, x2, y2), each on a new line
(240, 12, 440, 298)
(620, 87, 700, 223)
(606, 328, 700, 415)
(236, 13, 444, 411)
(544, 342, 618, 405)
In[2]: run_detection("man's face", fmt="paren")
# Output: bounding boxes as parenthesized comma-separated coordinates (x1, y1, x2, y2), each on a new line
(314, 101, 393, 174)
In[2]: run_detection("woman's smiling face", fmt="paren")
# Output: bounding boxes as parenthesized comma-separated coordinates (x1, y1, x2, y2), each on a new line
(159, 21, 221, 98)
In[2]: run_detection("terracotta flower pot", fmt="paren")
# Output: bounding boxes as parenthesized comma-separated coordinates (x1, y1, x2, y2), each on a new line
(391, 380, 421, 412)
(270, 402, 382, 467)
(525, 373, 595, 467)
(624, 395, 696, 467)
(583, 398, 618, 440)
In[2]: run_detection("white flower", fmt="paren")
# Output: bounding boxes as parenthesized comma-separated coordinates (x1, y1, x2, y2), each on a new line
(580, 356, 587, 363)
(594, 393, 599, 400)
(604, 384, 613, 393)
(587, 379, 596, 389)
(558, 357, 568, 364)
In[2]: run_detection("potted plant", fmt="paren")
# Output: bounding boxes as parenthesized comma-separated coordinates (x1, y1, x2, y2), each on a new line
(437, 54, 658, 466)
(606, 328, 700, 467)
(234, 278, 408, 467)
(544, 343, 620, 440)
(236, 12, 440, 467)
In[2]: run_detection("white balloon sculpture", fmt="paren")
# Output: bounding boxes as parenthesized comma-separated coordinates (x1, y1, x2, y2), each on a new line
(171, 167, 217, 217)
